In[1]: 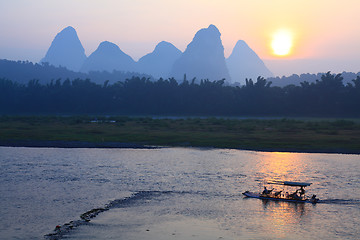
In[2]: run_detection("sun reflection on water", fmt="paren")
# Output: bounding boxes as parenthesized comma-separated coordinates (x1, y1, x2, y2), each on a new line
(260, 200, 310, 238)
(257, 152, 306, 182)
(252, 152, 314, 238)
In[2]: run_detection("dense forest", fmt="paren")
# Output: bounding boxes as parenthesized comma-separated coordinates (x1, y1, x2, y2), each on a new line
(1, 72, 359, 117)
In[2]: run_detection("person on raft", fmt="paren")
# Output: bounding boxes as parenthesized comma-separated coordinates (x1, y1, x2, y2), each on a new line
(262, 186, 274, 195)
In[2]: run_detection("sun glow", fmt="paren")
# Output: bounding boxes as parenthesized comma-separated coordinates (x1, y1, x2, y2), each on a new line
(271, 29, 293, 56)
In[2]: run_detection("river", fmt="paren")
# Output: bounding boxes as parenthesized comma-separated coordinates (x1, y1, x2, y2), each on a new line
(0, 147, 359, 239)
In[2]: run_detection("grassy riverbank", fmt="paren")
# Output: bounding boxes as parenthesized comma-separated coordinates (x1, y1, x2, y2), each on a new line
(1, 116, 360, 153)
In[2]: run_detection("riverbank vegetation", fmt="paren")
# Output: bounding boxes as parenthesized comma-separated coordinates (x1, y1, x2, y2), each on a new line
(1, 116, 359, 153)
(1, 72, 360, 117)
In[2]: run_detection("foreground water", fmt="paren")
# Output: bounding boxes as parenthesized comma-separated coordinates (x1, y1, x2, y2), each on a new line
(0, 147, 359, 239)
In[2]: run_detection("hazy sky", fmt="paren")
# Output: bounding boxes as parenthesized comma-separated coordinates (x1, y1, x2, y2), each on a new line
(1, 0, 359, 76)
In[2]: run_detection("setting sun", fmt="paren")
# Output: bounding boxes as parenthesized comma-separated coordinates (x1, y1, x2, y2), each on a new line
(271, 29, 293, 56)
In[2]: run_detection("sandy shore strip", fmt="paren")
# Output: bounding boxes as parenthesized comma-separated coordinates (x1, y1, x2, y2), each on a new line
(0, 140, 157, 149)
(1, 139, 359, 155)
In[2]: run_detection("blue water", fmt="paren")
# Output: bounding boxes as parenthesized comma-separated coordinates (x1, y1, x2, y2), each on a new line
(0, 147, 359, 239)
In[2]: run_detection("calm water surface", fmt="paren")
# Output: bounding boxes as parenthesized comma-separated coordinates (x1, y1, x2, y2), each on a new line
(0, 147, 359, 239)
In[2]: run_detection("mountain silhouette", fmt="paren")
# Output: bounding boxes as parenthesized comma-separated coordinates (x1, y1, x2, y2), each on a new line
(40, 26, 87, 72)
(226, 40, 273, 84)
(80, 41, 136, 73)
(136, 41, 182, 79)
(170, 24, 231, 82)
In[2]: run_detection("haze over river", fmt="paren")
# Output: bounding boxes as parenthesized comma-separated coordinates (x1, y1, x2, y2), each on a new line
(0, 147, 359, 239)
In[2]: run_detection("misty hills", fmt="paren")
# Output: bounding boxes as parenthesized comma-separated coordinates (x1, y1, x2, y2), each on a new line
(226, 40, 273, 83)
(1, 24, 358, 87)
(170, 24, 231, 81)
(41, 26, 86, 72)
(81, 41, 136, 73)
(137, 41, 182, 79)
(39, 25, 272, 84)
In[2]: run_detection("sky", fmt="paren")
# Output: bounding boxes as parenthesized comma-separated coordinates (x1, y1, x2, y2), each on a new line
(0, 0, 359, 77)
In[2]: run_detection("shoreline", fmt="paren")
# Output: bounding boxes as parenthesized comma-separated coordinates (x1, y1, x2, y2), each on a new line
(1, 139, 359, 155)
(0, 140, 157, 149)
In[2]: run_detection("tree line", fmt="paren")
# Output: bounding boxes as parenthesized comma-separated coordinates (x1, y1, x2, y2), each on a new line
(1, 72, 359, 117)
(268, 71, 360, 87)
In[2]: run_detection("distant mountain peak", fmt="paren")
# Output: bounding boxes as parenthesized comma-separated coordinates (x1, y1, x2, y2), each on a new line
(226, 40, 273, 84)
(193, 24, 222, 42)
(80, 41, 135, 73)
(41, 26, 86, 72)
(91, 41, 133, 61)
(207, 24, 220, 33)
(98, 41, 119, 48)
(136, 41, 182, 79)
(229, 40, 257, 59)
(170, 24, 230, 81)
(95, 41, 124, 54)
(99, 40, 113, 46)
(61, 26, 77, 33)
(233, 40, 248, 49)
(235, 39, 247, 45)
(154, 41, 176, 52)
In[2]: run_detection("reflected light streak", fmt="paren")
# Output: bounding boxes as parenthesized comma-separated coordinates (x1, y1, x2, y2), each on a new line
(257, 152, 305, 182)
(255, 152, 310, 238)
(261, 200, 308, 237)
